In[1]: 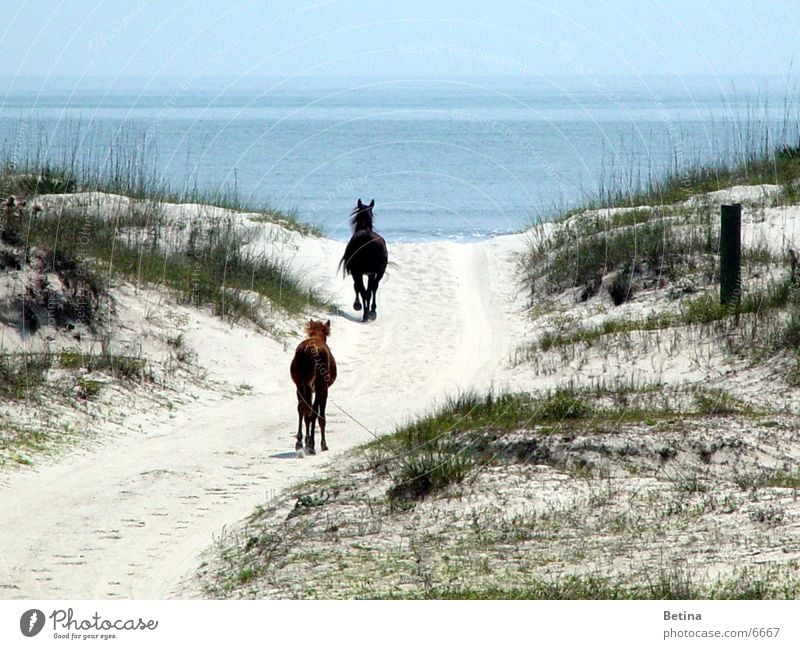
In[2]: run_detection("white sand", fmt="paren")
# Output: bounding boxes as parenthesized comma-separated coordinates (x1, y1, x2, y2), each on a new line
(0, 198, 532, 599)
(3, 187, 800, 599)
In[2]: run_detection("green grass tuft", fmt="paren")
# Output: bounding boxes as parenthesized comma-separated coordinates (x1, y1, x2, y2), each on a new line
(369, 390, 594, 501)
(18, 202, 327, 326)
(0, 353, 53, 399)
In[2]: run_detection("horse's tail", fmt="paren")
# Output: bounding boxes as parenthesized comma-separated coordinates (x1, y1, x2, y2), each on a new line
(339, 234, 362, 277)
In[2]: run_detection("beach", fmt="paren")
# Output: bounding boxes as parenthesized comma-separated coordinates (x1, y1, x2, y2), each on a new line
(2, 185, 800, 598)
(0, 193, 530, 597)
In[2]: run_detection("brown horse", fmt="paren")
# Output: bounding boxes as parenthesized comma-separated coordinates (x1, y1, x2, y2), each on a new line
(338, 199, 388, 322)
(290, 319, 337, 455)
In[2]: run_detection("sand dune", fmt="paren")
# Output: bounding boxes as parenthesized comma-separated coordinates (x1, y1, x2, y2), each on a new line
(0, 209, 531, 598)
(5, 185, 799, 598)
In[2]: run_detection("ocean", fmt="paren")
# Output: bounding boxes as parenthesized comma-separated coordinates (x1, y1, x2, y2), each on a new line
(0, 75, 796, 242)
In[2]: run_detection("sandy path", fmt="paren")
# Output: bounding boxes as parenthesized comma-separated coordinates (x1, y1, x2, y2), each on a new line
(0, 234, 529, 599)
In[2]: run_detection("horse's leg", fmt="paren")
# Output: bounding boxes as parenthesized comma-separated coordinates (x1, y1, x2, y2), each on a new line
(352, 275, 364, 311)
(354, 274, 370, 322)
(313, 385, 329, 452)
(295, 404, 303, 451)
(306, 402, 317, 455)
(317, 385, 329, 451)
(367, 274, 379, 319)
(363, 273, 371, 313)
(303, 389, 317, 455)
(296, 385, 311, 451)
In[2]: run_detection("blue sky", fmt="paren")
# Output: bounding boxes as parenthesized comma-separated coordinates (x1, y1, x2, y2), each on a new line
(0, 0, 798, 80)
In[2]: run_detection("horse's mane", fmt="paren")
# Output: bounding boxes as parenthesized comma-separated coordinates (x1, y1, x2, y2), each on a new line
(350, 205, 374, 232)
(338, 199, 383, 277)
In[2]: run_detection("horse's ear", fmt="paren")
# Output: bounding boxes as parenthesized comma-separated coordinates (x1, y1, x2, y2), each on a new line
(324, 319, 331, 335)
(369, 199, 374, 208)
(357, 198, 363, 208)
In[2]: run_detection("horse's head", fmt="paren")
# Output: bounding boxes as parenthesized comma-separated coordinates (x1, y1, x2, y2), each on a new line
(305, 319, 331, 340)
(350, 198, 375, 232)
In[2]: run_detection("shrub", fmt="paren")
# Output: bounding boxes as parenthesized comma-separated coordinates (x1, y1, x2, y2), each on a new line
(387, 444, 475, 501)
(0, 353, 53, 399)
(608, 265, 635, 305)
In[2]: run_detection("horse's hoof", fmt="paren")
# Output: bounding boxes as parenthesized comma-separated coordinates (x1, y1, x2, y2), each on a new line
(296, 448, 305, 459)
(305, 446, 316, 456)
(321, 443, 328, 452)
(369, 309, 377, 321)
(353, 301, 362, 311)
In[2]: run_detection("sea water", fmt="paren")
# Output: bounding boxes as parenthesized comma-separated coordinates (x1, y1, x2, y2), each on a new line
(0, 75, 795, 241)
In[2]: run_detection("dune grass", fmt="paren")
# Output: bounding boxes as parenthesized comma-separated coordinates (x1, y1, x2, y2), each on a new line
(365, 385, 752, 502)
(525, 100, 800, 300)
(1, 126, 328, 326)
(1, 126, 320, 235)
(0, 353, 52, 399)
(2, 181, 327, 330)
(525, 271, 800, 355)
(527, 206, 718, 295)
(28, 203, 325, 323)
(522, 109, 800, 370)
(414, 568, 797, 600)
(365, 391, 591, 501)
(591, 116, 800, 210)
(0, 350, 147, 400)
(201, 391, 798, 599)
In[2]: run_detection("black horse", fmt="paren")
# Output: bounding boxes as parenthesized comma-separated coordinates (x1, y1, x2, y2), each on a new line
(338, 199, 388, 322)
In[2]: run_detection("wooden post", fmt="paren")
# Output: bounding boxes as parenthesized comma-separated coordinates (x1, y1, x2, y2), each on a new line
(720, 203, 741, 307)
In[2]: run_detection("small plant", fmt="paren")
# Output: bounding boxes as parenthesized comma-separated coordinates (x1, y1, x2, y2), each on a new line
(749, 505, 786, 527)
(692, 389, 746, 416)
(644, 567, 700, 599)
(76, 377, 104, 400)
(287, 492, 331, 518)
(236, 567, 257, 584)
(536, 388, 591, 420)
(674, 471, 708, 494)
(387, 444, 475, 501)
(57, 350, 146, 380)
(735, 469, 800, 491)
(167, 333, 195, 364)
(538, 330, 556, 352)
(657, 446, 677, 462)
(0, 353, 53, 399)
(15, 167, 77, 195)
(607, 265, 635, 305)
